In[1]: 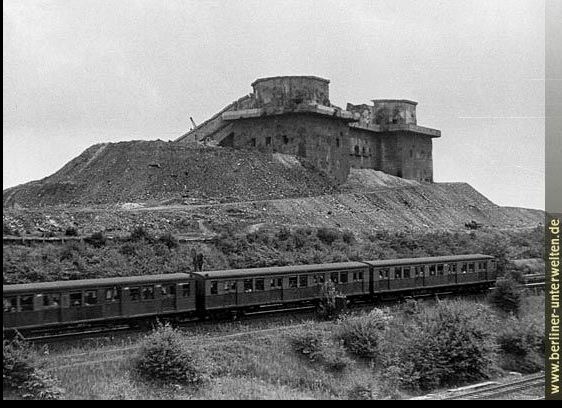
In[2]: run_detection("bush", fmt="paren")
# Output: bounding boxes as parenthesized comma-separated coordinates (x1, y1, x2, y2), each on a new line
(316, 281, 346, 320)
(3, 335, 64, 400)
(133, 324, 211, 387)
(336, 309, 392, 359)
(488, 278, 523, 316)
(64, 226, 79, 237)
(316, 227, 341, 245)
(383, 301, 497, 392)
(290, 325, 352, 373)
(497, 316, 544, 373)
(158, 232, 179, 249)
(129, 226, 154, 243)
(84, 231, 107, 248)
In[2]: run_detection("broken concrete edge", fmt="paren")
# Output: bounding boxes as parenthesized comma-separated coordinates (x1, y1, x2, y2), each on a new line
(350, 123, 441, 138)
(222, 105, 356, 122)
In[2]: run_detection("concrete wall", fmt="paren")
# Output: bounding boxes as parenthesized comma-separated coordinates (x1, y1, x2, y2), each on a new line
(219, 113, 350, 182)
(348, 128, 433, 182)
(251, 76, 331, 109)
(372, 100, 417, 126)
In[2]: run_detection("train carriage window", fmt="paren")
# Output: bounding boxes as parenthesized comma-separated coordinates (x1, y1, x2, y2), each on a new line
(289, 276, 298, 288)
(468, 263, 475, 273)
(255, 279, 265, 291)
(70, 292, 83, 307)
(437, 264, 444, 276)
(161, 284, 176, 298)
(270, 278, 283, 289)
(330, 272, 339, 283)
(19, 295, 34, 311)
(42, 294, 60, 308)
(299, 275, 308, 287)
(181, 283, 191, 297)
(210, 281, 219, 295)
(394, 269, 402, 279)
(379, 269, 389, 279)
(313, 274, 325, 285)
(429, 265, 437, 276)
(244, 279, 254, 293)
(85, 290, 98, 306)
(353, 272, 364, 281)
(224, 281, 237, 294)
(461, 263, 468, 274)
(403, 267, 411, 279)
(414, 266, 422, 277)
(479, 262, 487, 270)
(450, 264, 458, 273)
(3, 298, 17, 313)
(142, 286, 155, 300)
(106, 288, 121, 302)
(340, 272, 348, 284)
(130, 287, 141, 302)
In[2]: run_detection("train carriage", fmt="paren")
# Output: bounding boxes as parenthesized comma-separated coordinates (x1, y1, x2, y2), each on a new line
(365, 254, 497, 296)
(3, 273, 196, 330)
(192, 262, 370, 313)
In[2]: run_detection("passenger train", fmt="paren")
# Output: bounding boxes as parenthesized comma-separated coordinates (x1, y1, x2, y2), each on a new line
(3, 254, 497, 333)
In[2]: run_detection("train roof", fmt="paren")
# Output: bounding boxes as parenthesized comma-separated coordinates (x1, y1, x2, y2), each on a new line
(363, 254, 494, 268)
(192, 261, 368, 279)
(3, 273, 192, 295)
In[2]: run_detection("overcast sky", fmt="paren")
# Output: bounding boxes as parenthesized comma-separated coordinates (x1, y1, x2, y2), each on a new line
(3, 0, 545, 210)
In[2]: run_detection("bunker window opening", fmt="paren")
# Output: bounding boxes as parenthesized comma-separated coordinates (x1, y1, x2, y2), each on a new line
(85, 290, 98, 306)
(289, 276, 298, 288)
(182, 283, 191, 297)
(70, 292, 83, 307)
(299, 275, 308, 287)
(244, 279, 254, 293)
(255, 279, 265, 291)
(210, 281, 219, 295)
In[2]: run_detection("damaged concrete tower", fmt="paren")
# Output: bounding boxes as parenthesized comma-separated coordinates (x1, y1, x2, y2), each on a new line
(176, 76, 440, 183)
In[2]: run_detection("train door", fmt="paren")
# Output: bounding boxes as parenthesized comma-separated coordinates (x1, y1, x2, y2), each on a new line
(402, 266, 415, 290)
(447, 263, 458, 285)
(414, 265, 424, 288)
(103, 286, 122, 318)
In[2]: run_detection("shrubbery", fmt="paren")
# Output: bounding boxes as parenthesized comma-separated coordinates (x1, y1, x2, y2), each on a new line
(488, 278, 523, 316)
(381, 301, 497, 392)
(3, 335, 64, 400)
(335, 309, 392, 360)
(84, 231, 107, 248)
(133, 324, 211, 387)
(497, 316, 545, 373)
(290, 325, 352, 373)
(64, 226, 79, 237)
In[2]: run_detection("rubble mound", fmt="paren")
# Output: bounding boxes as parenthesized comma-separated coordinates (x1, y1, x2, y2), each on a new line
(2, 141, 339, 208)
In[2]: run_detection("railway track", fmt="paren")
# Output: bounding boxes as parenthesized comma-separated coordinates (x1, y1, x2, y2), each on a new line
(440, 373, 545, 400)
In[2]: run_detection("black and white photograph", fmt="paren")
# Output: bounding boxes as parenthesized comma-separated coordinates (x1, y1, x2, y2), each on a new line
(3, 0, 560, 400)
